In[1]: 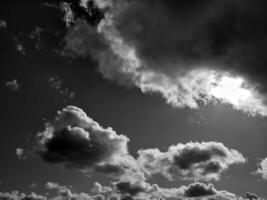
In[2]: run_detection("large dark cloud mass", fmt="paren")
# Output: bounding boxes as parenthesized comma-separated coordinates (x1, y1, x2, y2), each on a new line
(113, 0, 267, 81)
(58, 0, 267, 116)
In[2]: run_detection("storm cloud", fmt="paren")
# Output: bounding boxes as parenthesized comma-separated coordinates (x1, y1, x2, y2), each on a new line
(61, 0, 267, 116)
(137, 141, 246, 181)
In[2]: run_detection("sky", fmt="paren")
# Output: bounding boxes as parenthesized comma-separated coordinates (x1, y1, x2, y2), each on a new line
(1, 0, 267, 200)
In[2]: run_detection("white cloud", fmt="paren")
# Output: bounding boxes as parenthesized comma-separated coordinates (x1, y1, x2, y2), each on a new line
(137, 141, 246, 181)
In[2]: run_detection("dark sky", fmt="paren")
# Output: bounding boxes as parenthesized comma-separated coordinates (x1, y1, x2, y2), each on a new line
(1, 1, 267, 200)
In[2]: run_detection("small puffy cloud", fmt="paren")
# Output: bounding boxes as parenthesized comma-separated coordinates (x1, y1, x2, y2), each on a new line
(48, 76, 75, 99)
(6, 79, 20, 91)
(36, 106, 138, 177)
(16, 148, 27, 159)
(255, 158, 267, 180)
(137, 141, 246, 181)
(0, 20, 7, 28)
(14, 38, 26, 55)
(115, 181, 150, 196)
(45, 181, 95, 200)
(91, 182, 112, 194)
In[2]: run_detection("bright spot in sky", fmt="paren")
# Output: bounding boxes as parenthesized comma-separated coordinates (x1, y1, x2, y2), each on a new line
(207, 72, 267, 116)
(210, 76, 251, 107)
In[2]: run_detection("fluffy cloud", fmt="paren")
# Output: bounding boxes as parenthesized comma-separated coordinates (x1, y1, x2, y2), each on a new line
(16, 148, 27, 159)
(36, 106, 138, 177)
(91, 182, 113, 194)
(137, 142, 246, 181)
(255, 158, 267, 180)
(45, 181, 95, 200)
(6, 79, 20, 91)
(60, 0, 267, 116)
(184, 182, 216, 197)
(0, 19, 7, 28)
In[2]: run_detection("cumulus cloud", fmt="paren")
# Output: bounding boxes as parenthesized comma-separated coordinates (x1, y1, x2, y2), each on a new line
(255, 158, 267, 181)
(16, 148, 27, 159)
(137, 141, 246, 181)
(91, 182, 112, 194)
(245, 192, 260, 200)
(46, 181, 95, 200)
(36, 106, 139, 177)
(0, 20, 7, 28)
(6, 79, 20, 91)
(60, 0, 267, 117)
(184, 182, 216, 197)
(0, 180, 262, 200)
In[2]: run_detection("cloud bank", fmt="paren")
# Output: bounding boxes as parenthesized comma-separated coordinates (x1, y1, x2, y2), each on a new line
(1, 181, 262, 200)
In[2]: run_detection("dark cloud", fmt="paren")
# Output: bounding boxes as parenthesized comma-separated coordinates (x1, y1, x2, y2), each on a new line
(16, 148, 27, 159)
(137, 142, 246, 181)
(36, 106, 138, 177)
(112, 0, 267, 87)
(60, 0, 267, 116)
(184, 182, 216, 197)
(245, 192, 260, 200)
(115, 182, 147, 196)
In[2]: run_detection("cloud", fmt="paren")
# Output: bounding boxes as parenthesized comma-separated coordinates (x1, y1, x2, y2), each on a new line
(47, 76, 75, 99)
(91, 182, 113, 194)
(0, 191, 47, 200)
(46, 182, 96, 200)
(0, 20, 7, 28)
(16, 148, 27, 159)
(36, 106, 139, 177)
(137, 141, 246, 181)
(60, 0, 267, 116)
(255, 158, 267, 180)
(0, 181, 263, 200)
(184, 182, 216, 197)
(6, 79, 20, 91)
(245, 192, 260, 200)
